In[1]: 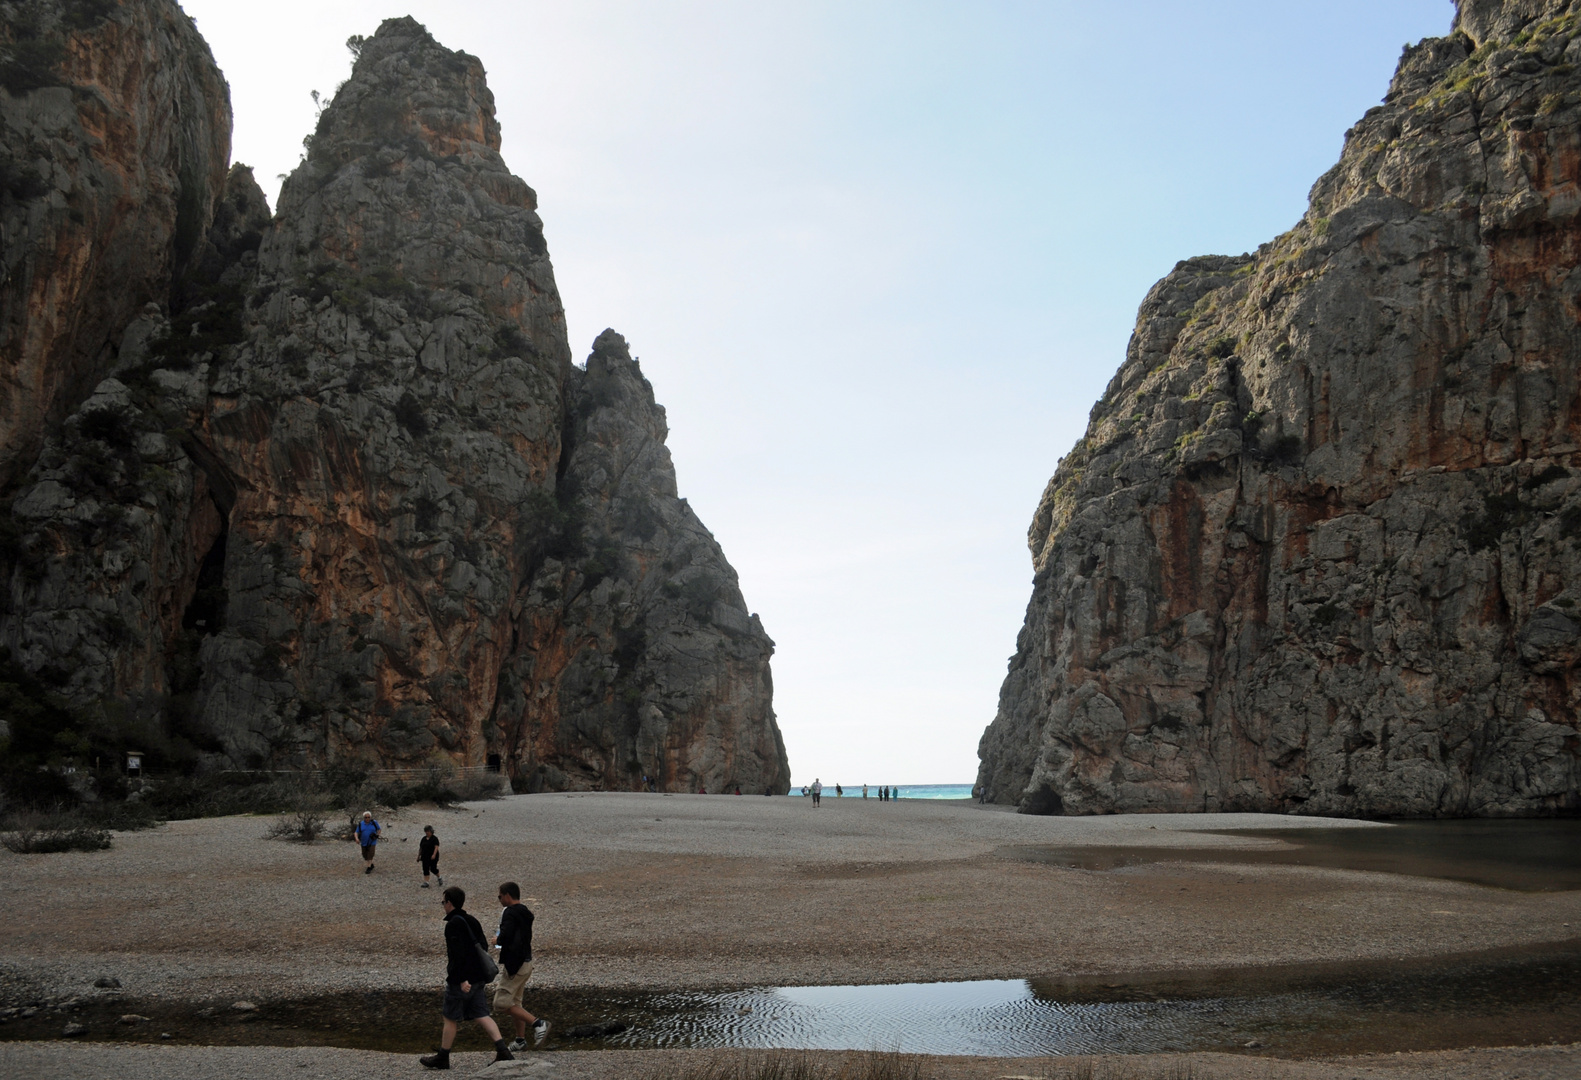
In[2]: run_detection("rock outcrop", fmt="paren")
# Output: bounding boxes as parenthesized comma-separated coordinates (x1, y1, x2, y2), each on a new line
(0, 0, 231, 489)
(0, 13, 788, 794)
(978, 0, 1581, 817)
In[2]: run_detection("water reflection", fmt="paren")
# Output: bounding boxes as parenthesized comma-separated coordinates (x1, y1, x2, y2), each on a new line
(600, 943, 1581, 1056)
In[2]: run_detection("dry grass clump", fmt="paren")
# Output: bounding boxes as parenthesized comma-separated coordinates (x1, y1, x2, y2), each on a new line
(264, 805, 330, 843)
(640, 1051, 1221, 1080)
(0, 811, 112, 853)
(1063, 1059, 1215, 1080)
(645, 1051, 921, 1080)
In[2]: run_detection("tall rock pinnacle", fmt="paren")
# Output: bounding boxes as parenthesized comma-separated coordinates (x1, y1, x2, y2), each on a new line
(0, 14, 788, 794)
(978, 0, 1581, 816)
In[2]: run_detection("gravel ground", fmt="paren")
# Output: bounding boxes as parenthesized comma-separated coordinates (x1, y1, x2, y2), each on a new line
(2, 794, 1577, 1004)
(0, 1042, 1577, 1080)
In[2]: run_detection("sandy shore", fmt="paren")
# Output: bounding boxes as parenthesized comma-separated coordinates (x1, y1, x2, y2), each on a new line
(2, 793, 1575, 1002)
(1, 794, 1576, 1077)
(0, 1043, 1578, 1080)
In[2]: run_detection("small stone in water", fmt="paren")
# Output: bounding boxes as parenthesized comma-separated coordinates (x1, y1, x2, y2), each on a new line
(93, 976, 121, 989)
(62, 1022, 87, 1037)
(231, 1001, 258, 1012)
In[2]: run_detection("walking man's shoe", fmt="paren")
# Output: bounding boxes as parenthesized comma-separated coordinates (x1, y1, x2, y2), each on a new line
(492, 1040, 514, 1062)
(419, 1050, 450, 1069)
(365, 864, 373, 874)
(533, 1019, 550, 1038)
(508, 1037, 530, 1052)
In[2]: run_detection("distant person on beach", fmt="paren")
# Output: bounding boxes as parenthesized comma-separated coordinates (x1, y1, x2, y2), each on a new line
(420, 886, 514, 1069)
(835, 784, 843, 798)
(418, 825, 442, 889)
(862, 784, 868, 799)
(734, 785, 742, 795)
(356, 811, 381, 874)
(810, 778, 822, 806)
(880, 785, 887, 802)
(492, 881, 548, 1050)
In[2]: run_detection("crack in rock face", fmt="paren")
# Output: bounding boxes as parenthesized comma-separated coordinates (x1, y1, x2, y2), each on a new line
(0, 11, 789, 795)
(978, 0, 1581, 817)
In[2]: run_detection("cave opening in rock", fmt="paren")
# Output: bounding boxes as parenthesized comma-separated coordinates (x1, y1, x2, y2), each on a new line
(167, 519, 229, 754)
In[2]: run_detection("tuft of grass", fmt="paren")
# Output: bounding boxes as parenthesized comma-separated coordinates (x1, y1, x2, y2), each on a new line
(1, 811, 112, 854)
(643, 1050, 921, 1080)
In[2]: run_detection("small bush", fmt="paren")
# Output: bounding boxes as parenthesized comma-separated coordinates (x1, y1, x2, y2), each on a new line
(1, 813, 112, 854)
(265, 806, 329, 843)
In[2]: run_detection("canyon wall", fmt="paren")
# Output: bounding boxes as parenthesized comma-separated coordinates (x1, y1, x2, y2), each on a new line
(977, 0, 1581, 816)
(0, 9, 788, 794)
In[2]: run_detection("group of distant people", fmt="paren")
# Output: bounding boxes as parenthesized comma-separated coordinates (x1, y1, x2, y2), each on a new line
(349, 811, 549, 1070)
(798, 779, 901, 806)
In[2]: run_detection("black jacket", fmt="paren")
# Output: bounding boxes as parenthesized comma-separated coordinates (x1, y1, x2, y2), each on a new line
(443, 908, 490, 986)
(497, 902, 534, 975)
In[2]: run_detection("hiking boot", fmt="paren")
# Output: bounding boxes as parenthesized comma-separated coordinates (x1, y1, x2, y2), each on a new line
(493, 1042, 514, 1062)
(364, 865, 373, 875)
(419, 1052, 450, 1069)
(507, 1037, 530, 1052)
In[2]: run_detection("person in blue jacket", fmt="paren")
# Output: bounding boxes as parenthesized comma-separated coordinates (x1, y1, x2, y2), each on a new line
(356, 810, 382, 874)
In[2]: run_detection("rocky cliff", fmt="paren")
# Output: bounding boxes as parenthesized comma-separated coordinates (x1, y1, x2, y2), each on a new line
(978, 0, 1581, 817)
(0, 11, 788, 794)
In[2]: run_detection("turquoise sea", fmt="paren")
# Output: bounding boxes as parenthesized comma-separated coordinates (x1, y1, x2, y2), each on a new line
(790, 783, 974, 799)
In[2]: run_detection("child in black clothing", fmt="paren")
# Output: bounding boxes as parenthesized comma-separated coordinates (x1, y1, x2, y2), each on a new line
(419, 825, 443, 888)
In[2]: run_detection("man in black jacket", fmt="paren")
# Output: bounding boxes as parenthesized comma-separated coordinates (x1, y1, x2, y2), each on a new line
(420, 887, 514, 1070)
(493, 881, 548, 1051)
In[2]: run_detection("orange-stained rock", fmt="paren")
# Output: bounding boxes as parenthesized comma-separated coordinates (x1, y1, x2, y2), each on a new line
(0, 0, 230, 489)
(978, 0, 1581, 816)
(0, 16, 788, 794)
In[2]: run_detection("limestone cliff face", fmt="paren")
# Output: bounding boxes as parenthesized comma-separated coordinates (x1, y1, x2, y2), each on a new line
(978, 0, 1581, 817)
(0, 0, 231, 489)
(0, 16, 788, 794)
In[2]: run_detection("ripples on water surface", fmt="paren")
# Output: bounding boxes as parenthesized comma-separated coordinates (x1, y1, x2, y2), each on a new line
(597, 944, 1581, 1056)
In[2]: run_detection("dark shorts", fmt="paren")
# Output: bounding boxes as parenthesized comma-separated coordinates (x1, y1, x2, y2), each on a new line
(361, 844, 376, 861)
(421, 856, 439, 874)
(442, 981, 490, 1022)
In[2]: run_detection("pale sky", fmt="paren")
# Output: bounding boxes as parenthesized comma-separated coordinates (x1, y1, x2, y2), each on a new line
(178, 1, 1452, 787)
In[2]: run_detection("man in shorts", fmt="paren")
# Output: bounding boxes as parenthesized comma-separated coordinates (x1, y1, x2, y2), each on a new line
(419, 886, 513, 1069)
(492, 881, 548, 1050)
(355, 811, 381, 874)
